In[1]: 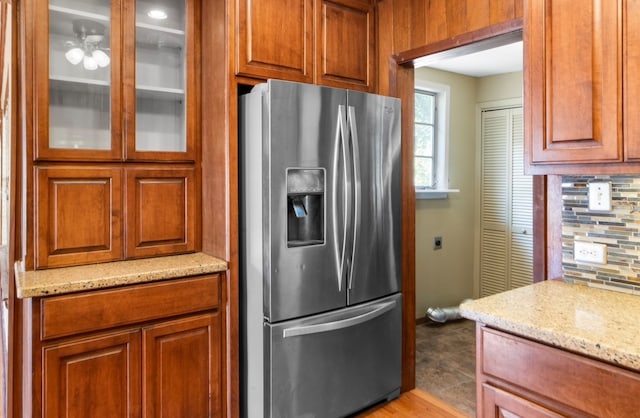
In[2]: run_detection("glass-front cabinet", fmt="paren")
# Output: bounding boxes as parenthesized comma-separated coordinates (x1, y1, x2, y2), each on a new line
(36, 0, 196, 161)
(29, 0, 199, 269)
(131, 0, 186, 156)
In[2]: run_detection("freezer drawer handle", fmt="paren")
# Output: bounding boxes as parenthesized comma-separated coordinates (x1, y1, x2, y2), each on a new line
(282, 300, 396, 338)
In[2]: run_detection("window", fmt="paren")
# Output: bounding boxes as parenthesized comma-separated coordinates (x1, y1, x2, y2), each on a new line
(414, 80, 452, 198)
(414, 89, 436, 188)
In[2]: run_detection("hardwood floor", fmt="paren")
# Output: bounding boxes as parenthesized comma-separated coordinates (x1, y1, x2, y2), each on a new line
(357, 389, 470, 417)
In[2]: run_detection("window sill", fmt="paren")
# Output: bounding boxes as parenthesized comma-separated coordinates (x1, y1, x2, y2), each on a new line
(416, 189, 460, 200)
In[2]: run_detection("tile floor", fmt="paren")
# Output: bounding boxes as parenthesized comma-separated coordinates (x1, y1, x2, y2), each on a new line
(415, 319, 477, 417)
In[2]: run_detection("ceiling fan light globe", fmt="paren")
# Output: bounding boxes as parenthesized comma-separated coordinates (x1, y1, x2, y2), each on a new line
(147, 9, 168, 19)
(92, 50, 111, 68)
(83, 55, 98, 71)
(65, 48, 84, 65)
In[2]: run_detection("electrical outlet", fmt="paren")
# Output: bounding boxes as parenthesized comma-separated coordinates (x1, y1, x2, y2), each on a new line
(588, 182, 612, 211)
(574, 241, 607, 264)
(434, 236, 442, 250)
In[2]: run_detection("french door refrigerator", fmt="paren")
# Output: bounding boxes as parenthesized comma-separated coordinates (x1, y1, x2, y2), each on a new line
(239, 80, 402, 418)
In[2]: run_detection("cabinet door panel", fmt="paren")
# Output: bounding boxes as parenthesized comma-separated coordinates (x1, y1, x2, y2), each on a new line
(237, 0, 313, 82)
(123, 0, 198, 161)
(36, 166, 122, 268)
(316, 0, 374, 91)
(625, 0, 640, 160)
(35, 0, 123, 161)
(482, 384, 564, 418)
(143, 313, 221, 418)
(43, 330, 141, 418)
(125, 167, 196, 258)
(525, 0, 622, 164)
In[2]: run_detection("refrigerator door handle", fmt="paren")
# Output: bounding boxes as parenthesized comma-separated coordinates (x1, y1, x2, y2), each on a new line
(347, 106, 361, 290)
(332, 105, 349, 291)
(282, 299, 397, 338)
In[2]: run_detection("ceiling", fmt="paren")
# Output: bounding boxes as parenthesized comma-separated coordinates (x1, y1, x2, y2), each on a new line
(417, 41, 523, 77)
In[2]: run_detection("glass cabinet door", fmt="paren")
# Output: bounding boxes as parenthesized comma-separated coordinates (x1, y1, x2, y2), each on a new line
(38, 0, 122, 160)
(126, 0, 195, 160)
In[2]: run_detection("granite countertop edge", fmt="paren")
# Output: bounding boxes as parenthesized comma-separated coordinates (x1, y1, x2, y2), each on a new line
(460, 280, 640, 371)
(15, 252, 228, 298)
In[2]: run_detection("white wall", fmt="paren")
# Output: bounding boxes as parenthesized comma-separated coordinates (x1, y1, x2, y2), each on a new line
(414, 69, 523, 318)
(414, 67, 477, 317)
(476, 71, 523, 103)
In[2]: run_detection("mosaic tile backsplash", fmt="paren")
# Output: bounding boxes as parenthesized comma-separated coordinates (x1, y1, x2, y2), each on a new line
(562, 176, 640, 295)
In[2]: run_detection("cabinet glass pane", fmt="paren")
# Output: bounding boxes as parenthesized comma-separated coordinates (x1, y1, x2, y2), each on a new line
(49, 0, 112, 150)
(135, 0, 186, 152)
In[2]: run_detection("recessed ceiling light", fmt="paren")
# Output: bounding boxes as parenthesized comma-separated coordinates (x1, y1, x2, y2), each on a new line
(147, 9, 168, 20)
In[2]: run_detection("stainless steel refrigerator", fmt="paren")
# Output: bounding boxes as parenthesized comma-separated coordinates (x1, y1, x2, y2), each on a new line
(239, 80, 402, 418)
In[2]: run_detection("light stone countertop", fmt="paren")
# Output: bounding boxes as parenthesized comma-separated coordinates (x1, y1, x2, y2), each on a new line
(15, 252, 228, 298)
(460, 280, 640, 371)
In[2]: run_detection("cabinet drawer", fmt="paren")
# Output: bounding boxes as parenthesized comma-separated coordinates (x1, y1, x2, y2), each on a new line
(481, 327, 640, 417)
(40, 275, 220, 340)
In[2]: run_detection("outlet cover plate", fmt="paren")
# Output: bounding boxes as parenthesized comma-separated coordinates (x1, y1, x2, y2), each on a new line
(574, 241, 607, 264)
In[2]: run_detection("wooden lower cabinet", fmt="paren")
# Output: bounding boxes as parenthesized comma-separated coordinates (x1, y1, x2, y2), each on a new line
(28, 275, 223, 418)
(481, 384, 563, 418)
(143, 314, 221, 418)
(477, 325, 640, 417)
(44, 329, 142, 418)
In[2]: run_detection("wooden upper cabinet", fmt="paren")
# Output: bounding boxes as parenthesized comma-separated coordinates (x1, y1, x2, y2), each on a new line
(123, 0, 199, 162)
(29, 0, 201, 268)
(36, 166, 123, 269)
(32, 0, 197, 162)
(235, 0, 375, 91)
(34, 0, 123, 161)
(125, 167, 197, 258)
(236, 0, 314, 83)
(315, 0, 375, 91)
(624, 0, 640, 161)
(525, 0, 623, 165)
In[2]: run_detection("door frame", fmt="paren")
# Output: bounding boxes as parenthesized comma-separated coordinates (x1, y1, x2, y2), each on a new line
(388, 18, 549, 393)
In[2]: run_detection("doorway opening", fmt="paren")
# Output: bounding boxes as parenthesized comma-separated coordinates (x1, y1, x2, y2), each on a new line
(392, 21, 547, 413)
(411, 36, 528, 415)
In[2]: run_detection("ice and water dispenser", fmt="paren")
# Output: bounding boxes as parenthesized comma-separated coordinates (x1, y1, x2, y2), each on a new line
(287, 168, 324, 247)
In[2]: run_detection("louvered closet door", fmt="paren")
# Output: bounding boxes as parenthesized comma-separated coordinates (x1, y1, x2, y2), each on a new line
(509, 108, 533, 289)
(480, 110, 509, 296)
(480, 107, 532, 297)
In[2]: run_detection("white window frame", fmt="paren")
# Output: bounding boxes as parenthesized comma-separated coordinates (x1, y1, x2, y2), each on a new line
(414, 79, 455, 199)
(414, 89, 437, 188)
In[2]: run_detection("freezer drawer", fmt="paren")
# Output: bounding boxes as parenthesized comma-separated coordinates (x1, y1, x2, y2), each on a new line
(266, 293, 402, 418)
